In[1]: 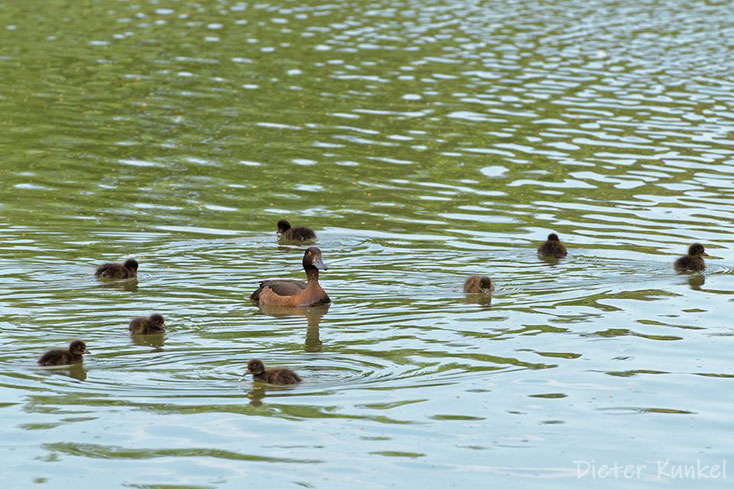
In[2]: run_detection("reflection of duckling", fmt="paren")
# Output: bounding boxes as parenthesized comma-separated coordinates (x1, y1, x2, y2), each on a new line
(38, 340, 89, 366)
(537, 233, 567, 259)
(246, 359, 302, 385)
(688, 274, 705, 290)
(95, 258, 139, 279)
(250, 247, 330, 307)
(674, 243, 708, 272)
(277, 219, 316, 242)
(129, 314, 166, 335)
(463, 276, 494, 294)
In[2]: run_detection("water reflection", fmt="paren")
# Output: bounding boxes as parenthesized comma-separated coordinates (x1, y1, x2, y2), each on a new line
(257, 304, 328, 352)
(96, 279, 138, 293)
(130, 333, 166, 349)
(687, 274, 705, 291)
(40, 364, 87, 381)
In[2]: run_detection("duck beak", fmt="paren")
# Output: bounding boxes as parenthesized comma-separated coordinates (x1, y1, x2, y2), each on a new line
(702, 252, 710, 257)
(314, 256, 328, 270)
(83, 349, 90, 354)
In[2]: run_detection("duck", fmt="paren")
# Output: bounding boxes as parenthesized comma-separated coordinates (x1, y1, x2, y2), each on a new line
(250, 247, 330, 307)
(95, 258, 138, 279)
(38, 340, 89, 366)
(277, 219, 316, 242)
(537, 233, 567, 259)
(674, 243, 708, 272)
(246, 359, 302, 385)
(464, 275, 494, 294)
(129, 314, 166, 335)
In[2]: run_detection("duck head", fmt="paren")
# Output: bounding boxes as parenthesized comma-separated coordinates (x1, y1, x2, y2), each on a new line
(123, 259, 139, 271)
(548, 233, 560, 242)
(303, 247, 327, 270)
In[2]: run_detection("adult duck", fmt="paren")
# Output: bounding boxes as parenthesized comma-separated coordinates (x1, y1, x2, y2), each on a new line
(537, 233, 567, 259)
(277, 219, 316, 242)
(674, 243, 708, 272)
(250, 247, 330, 307)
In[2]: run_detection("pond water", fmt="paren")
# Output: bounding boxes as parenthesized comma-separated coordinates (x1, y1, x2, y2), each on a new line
(1, 0, 733, 487)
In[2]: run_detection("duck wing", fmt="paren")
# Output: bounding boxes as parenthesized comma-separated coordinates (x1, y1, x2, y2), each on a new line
(250, 279, 307, 301)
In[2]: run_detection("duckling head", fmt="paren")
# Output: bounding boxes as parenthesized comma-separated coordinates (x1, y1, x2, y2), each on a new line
(277, 220, 292, 233)
(247, 359, 266, 376)
(688, 243, 708, 257)
(70, 340, 89, 355)
(149, 314, 166, 331)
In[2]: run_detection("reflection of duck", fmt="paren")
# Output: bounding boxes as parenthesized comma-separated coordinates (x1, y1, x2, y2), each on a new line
(278, 219, 316, 242)
(95, 259, 138, 279)
(674, 243, 708, 272)
(537, 233, 567, 259)
(246, 359, 302, 385)
(38, 340, 89, 366)
(257, 303, 328, 352)
(129, 314, 166, 335)
(131, 334, 166, 349)
(688, 274, 705, 290)
(463, 276, 494, 294)
(250, 247, 330, 307)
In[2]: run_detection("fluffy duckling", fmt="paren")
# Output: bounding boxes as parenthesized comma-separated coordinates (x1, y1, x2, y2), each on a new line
(537, 233, 567, 259)
(95, 258, 138, 279)
(246, 359, 302, 385)
(464, 276, 494, 294)
(129, 314, 166, 335)
(277, 219, 316, 242)
(250, 247, 330, 307)
(38, 340, 89, 366)
(674, 243, 709, 272)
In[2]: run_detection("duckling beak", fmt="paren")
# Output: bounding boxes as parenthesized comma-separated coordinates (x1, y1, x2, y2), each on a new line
(83, 349, 90, 354)
(313, 256, 328, 270)
(702, 252, 710, 257)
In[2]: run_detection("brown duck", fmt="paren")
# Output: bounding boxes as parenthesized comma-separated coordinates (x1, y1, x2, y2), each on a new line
(250, 247, 330, 307)
(674, 243, 708, 272)
(38, 340, 89, 366)
(277, 219, 316, 242)
(537, 233, 567, 259)
(129, 314, 166, 335)
(95, 258, 138, 279)
(464, 276, 494, 294)
(246, 359, 302, 385)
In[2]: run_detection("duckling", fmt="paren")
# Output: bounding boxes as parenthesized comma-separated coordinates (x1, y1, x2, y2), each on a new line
(246, 359, 302, 385)
(464, 276, 494, 294)
(537, 233, 567, 259)
(95, 258, 138, 279)
(250, 247, 330, 307)
(277, 219, 316, 242)
(674, 243, 709, 272)
(129, 313, 166, 335)
(38, 340, 89, 366)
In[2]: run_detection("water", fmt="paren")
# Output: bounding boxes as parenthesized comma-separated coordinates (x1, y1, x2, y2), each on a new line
(1, 0, 733, 487)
